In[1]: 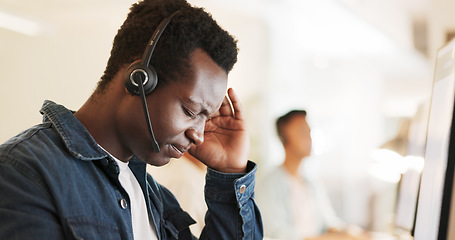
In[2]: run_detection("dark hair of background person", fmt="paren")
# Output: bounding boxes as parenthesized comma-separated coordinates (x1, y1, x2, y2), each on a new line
(97, 0, 239, 93)
(276, 110, 307, 144)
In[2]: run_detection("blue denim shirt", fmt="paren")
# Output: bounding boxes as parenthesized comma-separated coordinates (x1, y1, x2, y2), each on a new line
(0, 100, 263, 240)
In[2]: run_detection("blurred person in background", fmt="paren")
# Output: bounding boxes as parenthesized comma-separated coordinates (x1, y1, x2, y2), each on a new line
(256, 110, 363, 240)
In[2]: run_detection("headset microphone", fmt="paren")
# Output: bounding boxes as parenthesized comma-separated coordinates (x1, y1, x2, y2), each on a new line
(124, 11, 180, 153)
(137, 74, 160, 152)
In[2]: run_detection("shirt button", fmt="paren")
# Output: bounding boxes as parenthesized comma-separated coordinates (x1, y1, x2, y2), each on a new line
(119, 199, 128, 209)
(239, 185, 246, 194)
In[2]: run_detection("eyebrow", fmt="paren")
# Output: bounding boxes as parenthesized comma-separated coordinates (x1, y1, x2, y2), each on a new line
(185, 97, 212, 117)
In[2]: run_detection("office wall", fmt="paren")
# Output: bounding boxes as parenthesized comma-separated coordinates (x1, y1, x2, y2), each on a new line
(0, 3, 131, 142)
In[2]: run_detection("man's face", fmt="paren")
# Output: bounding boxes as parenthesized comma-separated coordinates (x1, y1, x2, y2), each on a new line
(283, 115, 312, 158)
(118, 48, 227, 166)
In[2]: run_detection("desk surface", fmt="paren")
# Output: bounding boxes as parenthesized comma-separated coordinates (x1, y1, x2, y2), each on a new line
(305, 231, 413, 240)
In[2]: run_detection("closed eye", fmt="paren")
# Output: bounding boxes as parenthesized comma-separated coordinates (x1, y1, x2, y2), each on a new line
(182, 107, 197, 119)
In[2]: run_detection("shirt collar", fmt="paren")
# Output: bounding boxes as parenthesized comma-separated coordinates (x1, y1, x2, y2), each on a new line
(40, 100, 108, 161)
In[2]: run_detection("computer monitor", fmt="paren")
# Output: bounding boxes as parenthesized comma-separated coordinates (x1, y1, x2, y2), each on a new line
(414, 38, 455, 240)
(394, 102, 429, 235)
(394, 158, 423, 234)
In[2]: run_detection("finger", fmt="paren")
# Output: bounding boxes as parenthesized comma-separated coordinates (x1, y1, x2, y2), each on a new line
(227, 88, 244, 120)
(218, 93, 234, 117)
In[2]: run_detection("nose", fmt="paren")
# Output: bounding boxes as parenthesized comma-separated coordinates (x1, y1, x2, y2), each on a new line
(185, 125, 205, 146)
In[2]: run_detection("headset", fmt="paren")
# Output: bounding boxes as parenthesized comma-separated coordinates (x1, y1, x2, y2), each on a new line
(124, 11, 180, 153)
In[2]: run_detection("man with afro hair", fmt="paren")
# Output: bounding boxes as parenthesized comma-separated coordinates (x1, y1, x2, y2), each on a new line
(0, 0, 263, 239)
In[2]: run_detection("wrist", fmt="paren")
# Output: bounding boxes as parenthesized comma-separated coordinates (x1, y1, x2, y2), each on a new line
(216, 165, 247, 174)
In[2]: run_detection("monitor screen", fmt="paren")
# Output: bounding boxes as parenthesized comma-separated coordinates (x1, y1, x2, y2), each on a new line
(394, 102, 429, 234)
(414, 39, 455, 240)
(394, 158, 423, 233)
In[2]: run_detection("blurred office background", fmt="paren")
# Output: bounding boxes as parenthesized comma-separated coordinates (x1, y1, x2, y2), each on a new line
(0, 0, 454, 235)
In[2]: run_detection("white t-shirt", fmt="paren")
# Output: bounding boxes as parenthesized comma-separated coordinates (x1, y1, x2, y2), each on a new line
(288, 175, 319, 237)
(110, 154, 158, 240)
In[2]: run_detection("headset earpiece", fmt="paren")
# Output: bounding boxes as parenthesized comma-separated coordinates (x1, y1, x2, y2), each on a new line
(123, 10, 179, 97)
(125, 60, 157, 95)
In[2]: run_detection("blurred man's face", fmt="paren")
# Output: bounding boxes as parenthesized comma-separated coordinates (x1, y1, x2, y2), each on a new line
(283, 115, 312, 159)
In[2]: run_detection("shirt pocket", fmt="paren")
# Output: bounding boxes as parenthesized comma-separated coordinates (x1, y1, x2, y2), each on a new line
(66, 216, 121, 240)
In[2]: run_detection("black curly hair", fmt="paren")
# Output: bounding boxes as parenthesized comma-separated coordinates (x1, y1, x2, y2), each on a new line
(96, 0, 238, 92)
